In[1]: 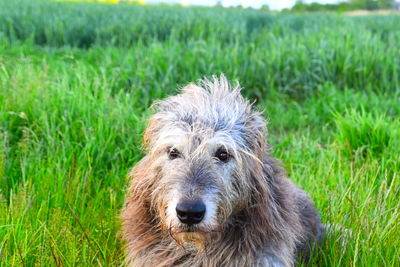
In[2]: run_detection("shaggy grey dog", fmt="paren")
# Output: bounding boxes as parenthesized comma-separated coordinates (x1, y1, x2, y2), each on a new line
(121, 76, 323, 267)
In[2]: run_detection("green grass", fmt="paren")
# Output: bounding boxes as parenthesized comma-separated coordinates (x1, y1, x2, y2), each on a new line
(334, 109, 392, 157)
(0, 0, 399, 266)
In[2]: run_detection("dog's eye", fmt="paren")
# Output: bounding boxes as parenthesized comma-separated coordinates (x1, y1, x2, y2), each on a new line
(215, 148, 230, 162)
(168, 148, 180, 160)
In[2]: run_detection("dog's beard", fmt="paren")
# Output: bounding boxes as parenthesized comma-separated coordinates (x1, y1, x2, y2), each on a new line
(165, 223, 222, 251)
(173, 232, 210, 251)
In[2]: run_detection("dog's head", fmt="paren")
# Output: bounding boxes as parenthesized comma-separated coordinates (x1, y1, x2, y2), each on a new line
(137, 76, 268, 248)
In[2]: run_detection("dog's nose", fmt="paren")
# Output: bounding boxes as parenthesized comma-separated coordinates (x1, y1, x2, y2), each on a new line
(176, 199, 206, 225)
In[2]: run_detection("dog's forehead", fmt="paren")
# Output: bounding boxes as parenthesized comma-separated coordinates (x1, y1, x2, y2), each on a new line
(149, 79, 267, 154)
(155, 84, 254, 135)
(157, 122, 238, 151)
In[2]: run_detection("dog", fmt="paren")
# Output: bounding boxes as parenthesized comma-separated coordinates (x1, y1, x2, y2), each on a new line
(121, 75, 323, 266)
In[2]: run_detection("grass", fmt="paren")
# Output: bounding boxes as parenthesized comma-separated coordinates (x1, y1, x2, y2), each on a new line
(0, 0, 399, 266)
(334, 109, 392, 157)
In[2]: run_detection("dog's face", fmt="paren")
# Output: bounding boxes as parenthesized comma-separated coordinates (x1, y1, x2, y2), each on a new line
(152, 129, 247, 245)
(142, 79, 266, 248)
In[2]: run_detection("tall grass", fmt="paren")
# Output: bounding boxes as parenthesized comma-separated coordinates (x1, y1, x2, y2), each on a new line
(0, 0, 399, 266)
(334, 109, 392, 157)
(1, 0, 400, 97)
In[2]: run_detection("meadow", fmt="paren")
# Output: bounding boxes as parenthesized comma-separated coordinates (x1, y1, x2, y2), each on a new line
(0, 0, 399, 266)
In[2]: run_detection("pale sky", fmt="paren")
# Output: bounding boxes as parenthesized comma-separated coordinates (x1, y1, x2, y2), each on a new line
(145, 0, 343, 10)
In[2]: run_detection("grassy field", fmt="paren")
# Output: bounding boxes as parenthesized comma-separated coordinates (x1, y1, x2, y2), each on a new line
(0, 0, 399, 266)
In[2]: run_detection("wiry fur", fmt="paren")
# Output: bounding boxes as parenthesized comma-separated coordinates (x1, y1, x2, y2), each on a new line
(121, 75, 323, 267)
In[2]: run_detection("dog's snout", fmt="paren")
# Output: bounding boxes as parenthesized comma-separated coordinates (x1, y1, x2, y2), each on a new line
(176, 199, 206, 225)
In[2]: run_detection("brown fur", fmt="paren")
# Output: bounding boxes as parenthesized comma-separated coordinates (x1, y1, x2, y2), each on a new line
(121, 76, 323, 266)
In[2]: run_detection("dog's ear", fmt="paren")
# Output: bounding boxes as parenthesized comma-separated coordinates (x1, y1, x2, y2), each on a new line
(121, 155, 161, 263)
(143, 116, 157, 151)
(244, 110, 268, 158)
(143, 114, 165, 151)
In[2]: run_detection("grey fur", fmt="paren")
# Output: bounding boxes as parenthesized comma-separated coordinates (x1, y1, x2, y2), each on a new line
(121, 75, 323, 266)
